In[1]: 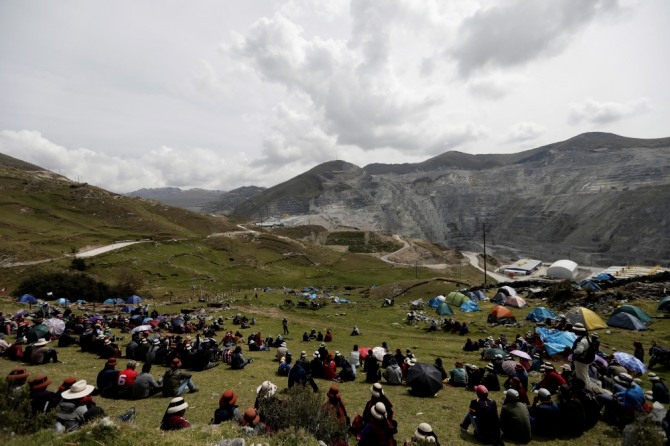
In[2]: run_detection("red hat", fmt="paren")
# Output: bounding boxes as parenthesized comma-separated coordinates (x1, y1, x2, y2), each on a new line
(171, 358, 182, 369)
(29, 375, 52, 391)
(106, 358, 117, 367)
(59, 377, 77, 392)
(6, 367, 29, 382)
(219, 389, 238, 407)
(475, 385, 488, 396)
(242, 407, 260, 427)
(327, 384, 340, 399)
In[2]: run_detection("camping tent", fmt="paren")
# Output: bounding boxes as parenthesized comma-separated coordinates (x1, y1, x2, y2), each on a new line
(103, 298, 116, 304)
(526, 307, 557, 323)
(607, 313, 647, 331)
(487, 305, 516, 325)
(410, 299, 424, 310)
(460, 301, 481, 312)
(498, 286, 517, 296)
(611, 305, 652, 324)
(18, 294, 37, 304)
(471, 290, 486, 301)
(658, 296, 670, 312)
(428, 296, 444, 308)
(593, 272, 616, 283)
(580, 280, 602, 292)
(492, 292, 507, 304)
(127, 295, 143, 304)
(566, 307, 607, 331)
(504, 295, 527, 308)
(56, 298, 71, 306)
(435, 302, 454, 316)
(445, 291, 470, 307)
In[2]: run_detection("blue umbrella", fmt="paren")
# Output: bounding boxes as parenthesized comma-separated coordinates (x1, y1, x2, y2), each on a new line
(127, 295, 142, 304)
(18, 294, 37, 304)
(613, 351, 647, 374)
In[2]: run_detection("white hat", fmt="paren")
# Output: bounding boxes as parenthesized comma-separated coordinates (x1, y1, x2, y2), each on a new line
(615, 373, 634, 386)
(649, 373, 660, 382)
(370, 383, 383, 398)
(413, 423, 435, 442)
(371, 402, 387, 420)
(313, 351, 320, 358)
(538, 388, 551, 399)
(34, 338, 50, 347)
(561, 364, 572, 372)
(61, 380, 95, 400)
(505, 388, 519, 400)
(280, 342, 287, 348)
(572, 322, 587, 333)
(166, 397, 189, 414)
(256, 380, 277, 397)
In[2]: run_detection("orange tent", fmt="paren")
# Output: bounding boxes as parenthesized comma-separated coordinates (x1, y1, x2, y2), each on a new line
(487, 305, 516, 324)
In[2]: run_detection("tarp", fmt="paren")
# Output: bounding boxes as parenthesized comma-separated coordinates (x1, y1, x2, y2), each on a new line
(658, 296, 670, 312)
(535, 327, 577, 356)
(593, 272, 616, 283)
(566, 307, 607, 331)
(18, 294, 37, 304)
(127, 295, 143, 304)
(407, 362, 443, 397)
(611, 305, 652, 324)
(526, 307, 557, 323)
(460, 301, 481, 312)
(487, 305, 516, 324)
(445, 291, 470, 307)
(607, 312, 647, 331)
(436, 302, 454, 316)
(580, 280, 602, 292)
(504, 295, 527, 308)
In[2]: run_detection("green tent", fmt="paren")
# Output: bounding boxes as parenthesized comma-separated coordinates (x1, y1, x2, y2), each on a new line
(436, 302, 454, 316)
(658, 296, 670, 312)
(445, 291, 470, 307)
(611, 305, 652, 324)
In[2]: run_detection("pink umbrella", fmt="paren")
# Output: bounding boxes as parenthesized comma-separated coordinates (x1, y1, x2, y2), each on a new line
(510, 349, 532, 361)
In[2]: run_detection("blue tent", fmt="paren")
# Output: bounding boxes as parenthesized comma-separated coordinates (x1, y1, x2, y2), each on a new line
(428, 297, 443, 308)
(116, 298, 125, 304)
(607, 312, 647, 331)
(56, 298, 71, 306)
(436, 302, 454, 316)
(611, 305, 652, 324)
(580, 280, 601, 292)
(535, 327, 577, 356)
(103, 298, 116, 304)
(460, 301, 481, 312)
(18, 294, 37, 304)
(127, 295, 143, 304)
(472, 290, 486, 302)
(526, 307, 558, 323)
(121, 305, 135, 313)
(76, 299, 87, 304)
(593, 272, 616, 282)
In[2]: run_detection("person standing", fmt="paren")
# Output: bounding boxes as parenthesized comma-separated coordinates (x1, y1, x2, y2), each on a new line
(282, 318, 289, 335)
(571, 323, 594, 390)
(350, 344, 360, 379)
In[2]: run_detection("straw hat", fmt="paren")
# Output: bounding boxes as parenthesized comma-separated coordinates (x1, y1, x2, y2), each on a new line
(166, 397, 188, 414)
(371, 402, 387, 420)
(370, 383, 384, 398)
(572, 322, 587, 333)
(413, 423, 436, 442)
(33, 338, 49, 347)
(649, 373, 660, 382)
(219, 389, 238, 407)
(615, 373, 634, 387)
(538, 388, 551, 399)
(61, 380, 95, 400)
(256, 380, 277, 397)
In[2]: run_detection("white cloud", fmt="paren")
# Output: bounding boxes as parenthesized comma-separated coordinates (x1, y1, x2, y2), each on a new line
(502, 121, 546, 143)
(450, 0, 623, 76)
(568, 97, 651, 125)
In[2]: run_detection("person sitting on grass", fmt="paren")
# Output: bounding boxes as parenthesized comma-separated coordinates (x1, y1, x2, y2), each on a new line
(211, 389, 242, 424)
(160, 397, 191, 431)
(460, 385, 502, 445)
(231, 345, 253, 370)
(162, 358, 198, 397)
(448, 361, 468, 387)
(132, 362, 162, 400)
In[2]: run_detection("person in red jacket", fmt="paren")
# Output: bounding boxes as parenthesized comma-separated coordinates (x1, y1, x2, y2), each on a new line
(117, 360, 139, 399)
(358, 402, 396, 446)
(322, 384, 350, 430)
(160, 397, 191, 431)
(323, 353, 339, 381)
(533, 363, 567, 395)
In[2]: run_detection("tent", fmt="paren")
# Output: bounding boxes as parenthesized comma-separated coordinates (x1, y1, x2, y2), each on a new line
(120, 305, 135, 313)
(504, 295, 527, 308)
(56, 298, 71, 306)
(460, 301, 481, 312)
(487, 305, 516, 325)
(103, 298, 116, 305)
(445, 291, 470, 307)
(127, 295, 143, 304)
(658, 296, 670, 312)
(435, 302, 454, 316)
(593, 272, 616, 283)
(18, 294, 37, 304)
(472, 290, 487, 301)
(407, 363, 443, 397)
(428, 297, 443, 309)
(535, 327, 577, 356)
(410, 299, 424, 310)
(492, 292, 507, 304)
(580, 280, 602, 292)
(611, 305, 652, 324)
(498, 286, 517, 296)
(566, 307, 607, 331)
(526, 307, 557, 323)
(607, 312, 647, 331)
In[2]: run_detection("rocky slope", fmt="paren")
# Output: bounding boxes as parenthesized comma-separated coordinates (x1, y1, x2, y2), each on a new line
(229, 133, 670, 266)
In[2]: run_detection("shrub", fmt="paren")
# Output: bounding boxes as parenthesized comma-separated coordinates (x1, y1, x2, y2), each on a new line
(0, 379, 55, 440)
(621, 414, 666, 446)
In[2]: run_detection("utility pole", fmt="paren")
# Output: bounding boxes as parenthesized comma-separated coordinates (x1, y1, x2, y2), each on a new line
(483, 223, 488, 286)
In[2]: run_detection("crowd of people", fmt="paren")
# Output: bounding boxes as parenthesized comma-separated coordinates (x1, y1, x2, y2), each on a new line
(2, 305, 670, 445)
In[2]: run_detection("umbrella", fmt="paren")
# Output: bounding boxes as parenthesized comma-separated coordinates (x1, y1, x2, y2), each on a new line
(27, 324, 50, 341)
(127, 295, 143, 304)
(130, 324, 153, 334)
(502, 359, 520, 375)
(613, 352, 646, 374)
(171, 317, 185, 327)
(510, 349, 532, 361)
(371, 346, 386, 361)
(89, 315, 102, 322)
(481, 348, 506, 360)
(407, 362, 443, 397)
(44, 318, 66, 336)
(143, 317, 154, 324)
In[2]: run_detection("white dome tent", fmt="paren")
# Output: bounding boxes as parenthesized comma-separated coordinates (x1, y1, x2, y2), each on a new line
(547, 260, 578, 279)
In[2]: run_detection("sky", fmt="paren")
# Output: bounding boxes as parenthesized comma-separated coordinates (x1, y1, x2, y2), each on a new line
(0, 0, 668, 194)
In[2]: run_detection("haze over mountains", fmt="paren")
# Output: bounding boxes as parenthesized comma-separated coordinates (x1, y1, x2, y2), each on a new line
(127, 133, 670, 266)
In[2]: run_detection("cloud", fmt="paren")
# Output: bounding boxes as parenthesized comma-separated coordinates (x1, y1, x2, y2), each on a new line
(568, 97, 651, 125)
(466, 73, 526, 100)
(450, 0, 622, 76)
(502, 121, 546, 143)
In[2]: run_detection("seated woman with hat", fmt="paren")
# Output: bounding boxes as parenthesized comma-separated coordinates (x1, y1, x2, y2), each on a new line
(240, 407, 270, 435)
(160, 397, 191, 431)
(56, 380, 103, 431)
(28, 375, 59, 414)
(211, 389, 242, 424)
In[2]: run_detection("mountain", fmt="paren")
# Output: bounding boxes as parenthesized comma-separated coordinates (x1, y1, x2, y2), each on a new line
(229, 133, 670, 265)
(126, 187, 226, 212)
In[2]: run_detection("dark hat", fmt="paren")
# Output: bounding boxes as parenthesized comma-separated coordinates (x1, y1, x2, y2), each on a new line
(6, 367, 29, 382)
(327, 384, 340, 399)
(219, 389, 238, 407)
(106, 358, 117, 367)
(29, 375, 52, 391)
(243, 407, 260, 426)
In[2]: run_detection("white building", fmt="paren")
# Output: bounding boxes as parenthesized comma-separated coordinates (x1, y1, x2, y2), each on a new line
(547, 259, 578, 279)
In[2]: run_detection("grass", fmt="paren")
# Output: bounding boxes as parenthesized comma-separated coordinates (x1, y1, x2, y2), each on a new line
(2, 285, 669, 445)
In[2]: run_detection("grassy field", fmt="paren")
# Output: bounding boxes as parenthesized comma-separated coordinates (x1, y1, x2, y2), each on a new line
(2, 282, 669, 446)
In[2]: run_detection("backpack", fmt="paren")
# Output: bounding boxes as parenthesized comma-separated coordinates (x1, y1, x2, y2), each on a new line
(575, 335, 599, 364)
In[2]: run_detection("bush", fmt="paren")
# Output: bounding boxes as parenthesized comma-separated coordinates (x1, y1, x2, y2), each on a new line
(621, 414, 666, 446)
(257, 386, 349, 445)
(0, 379, 55, 440)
